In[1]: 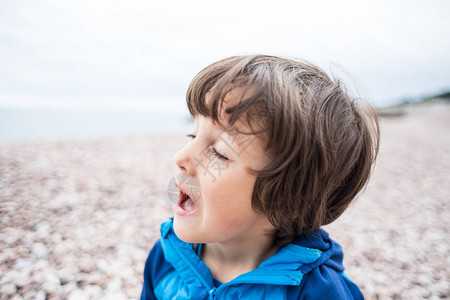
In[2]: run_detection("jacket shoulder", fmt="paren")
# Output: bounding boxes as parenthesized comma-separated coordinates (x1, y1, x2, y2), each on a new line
(286, 229, 364, 300)
(287, 265, 364, 300)
(141, 239, 173, 300)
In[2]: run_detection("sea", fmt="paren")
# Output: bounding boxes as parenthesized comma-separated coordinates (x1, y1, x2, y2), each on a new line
(0, 108, 193, 143)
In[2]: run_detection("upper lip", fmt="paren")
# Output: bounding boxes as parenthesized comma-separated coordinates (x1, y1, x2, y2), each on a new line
(175, 182, 191, 199)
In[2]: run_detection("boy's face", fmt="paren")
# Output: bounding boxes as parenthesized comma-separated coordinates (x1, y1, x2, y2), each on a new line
(173, 92, 274, 245)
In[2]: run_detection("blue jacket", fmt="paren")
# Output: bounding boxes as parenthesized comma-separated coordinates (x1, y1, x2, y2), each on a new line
(141, 219, 364, 299)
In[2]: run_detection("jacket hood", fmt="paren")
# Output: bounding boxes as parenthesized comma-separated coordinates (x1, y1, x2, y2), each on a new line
(291, 228, 345, 275)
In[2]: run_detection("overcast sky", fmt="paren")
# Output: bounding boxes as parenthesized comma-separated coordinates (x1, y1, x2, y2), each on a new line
(1, 0, 449, 110)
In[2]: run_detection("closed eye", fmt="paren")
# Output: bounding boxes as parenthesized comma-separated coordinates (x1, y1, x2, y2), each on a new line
(186, 133, 229, 161)
(210, 147, 229, 161)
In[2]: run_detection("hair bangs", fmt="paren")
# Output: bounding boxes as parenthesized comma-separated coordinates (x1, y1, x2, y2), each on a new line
(186, 56, 270, 138)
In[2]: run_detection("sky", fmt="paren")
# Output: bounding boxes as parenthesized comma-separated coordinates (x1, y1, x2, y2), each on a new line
(1, 0, 449, 111)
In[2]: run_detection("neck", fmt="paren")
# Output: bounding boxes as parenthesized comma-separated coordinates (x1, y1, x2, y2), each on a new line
(202, 234, 277, 283)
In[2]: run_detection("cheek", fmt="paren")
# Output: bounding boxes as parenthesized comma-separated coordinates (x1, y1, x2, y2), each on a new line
(202, 171, 256, 220)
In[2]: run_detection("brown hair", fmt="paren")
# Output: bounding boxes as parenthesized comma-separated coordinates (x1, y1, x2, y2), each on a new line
(186, 55, 380, 246)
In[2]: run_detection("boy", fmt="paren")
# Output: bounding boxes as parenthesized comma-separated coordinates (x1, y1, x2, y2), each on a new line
(141, 55, 379, 299)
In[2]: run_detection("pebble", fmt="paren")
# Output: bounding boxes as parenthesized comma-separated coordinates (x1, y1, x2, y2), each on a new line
(67, 289, 89, 300)
(101, 292, 128, 300)
(372, 271, 390, 284)
(35, 222, 51, 236)
(417, 273, 432, 286)
(14, 259, 32, 271)
(1, 283, 17, 296)
(79, 259, 97, 273)
(85, 285, 102, 297)
(21, 290, 36, 300)
(1, 270, 20, 285)
(107, 277, 123, 292)
(32, 243, 49, 259)
(432, 280, 450, 296)
(4, 228, 22, 244)
(35, 290, 46, 300)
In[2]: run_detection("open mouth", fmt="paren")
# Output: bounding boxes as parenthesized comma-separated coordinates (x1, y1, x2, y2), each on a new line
(168, 172, 201, 215)
(177, 189, 197, 212)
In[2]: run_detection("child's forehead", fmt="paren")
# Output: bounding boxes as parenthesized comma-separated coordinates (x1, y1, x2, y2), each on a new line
(193, 115, 244, 138)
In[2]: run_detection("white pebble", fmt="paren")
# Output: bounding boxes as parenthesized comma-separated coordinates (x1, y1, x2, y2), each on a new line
(107, 276, 123, 292)
(35, 222, 51, 236)
(35, 290, 46, 300)
(43, 281, 60, 294)
(100, 292, 128, 300)
(14, 259, 32, 271)
(85, 284, 102, 297)
(45, 271, 60, 284)
(417, 273, 432, 286)
(22, 290, 37, 300)
(32, 243, 49, 259)
(0, 283, 17, 295)
(373, 271, 390, 284)
(67, 289, 89, 300)
(1, 270, 19, 284)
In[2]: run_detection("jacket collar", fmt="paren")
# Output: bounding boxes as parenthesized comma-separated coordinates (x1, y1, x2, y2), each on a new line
(159, 219, 341, 288)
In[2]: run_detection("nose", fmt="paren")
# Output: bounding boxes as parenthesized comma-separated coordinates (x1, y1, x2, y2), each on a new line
(174, 141, 199, 177)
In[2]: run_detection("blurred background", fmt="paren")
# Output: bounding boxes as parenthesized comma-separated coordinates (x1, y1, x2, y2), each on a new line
(0, 0, 449, 141)
(0, 0, 449, 299)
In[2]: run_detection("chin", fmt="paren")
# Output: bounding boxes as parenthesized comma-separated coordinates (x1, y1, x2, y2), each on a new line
(173, 217, 198, 243)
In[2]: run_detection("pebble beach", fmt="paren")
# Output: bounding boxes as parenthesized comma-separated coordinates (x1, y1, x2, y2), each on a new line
(0, 101, 449, 299)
